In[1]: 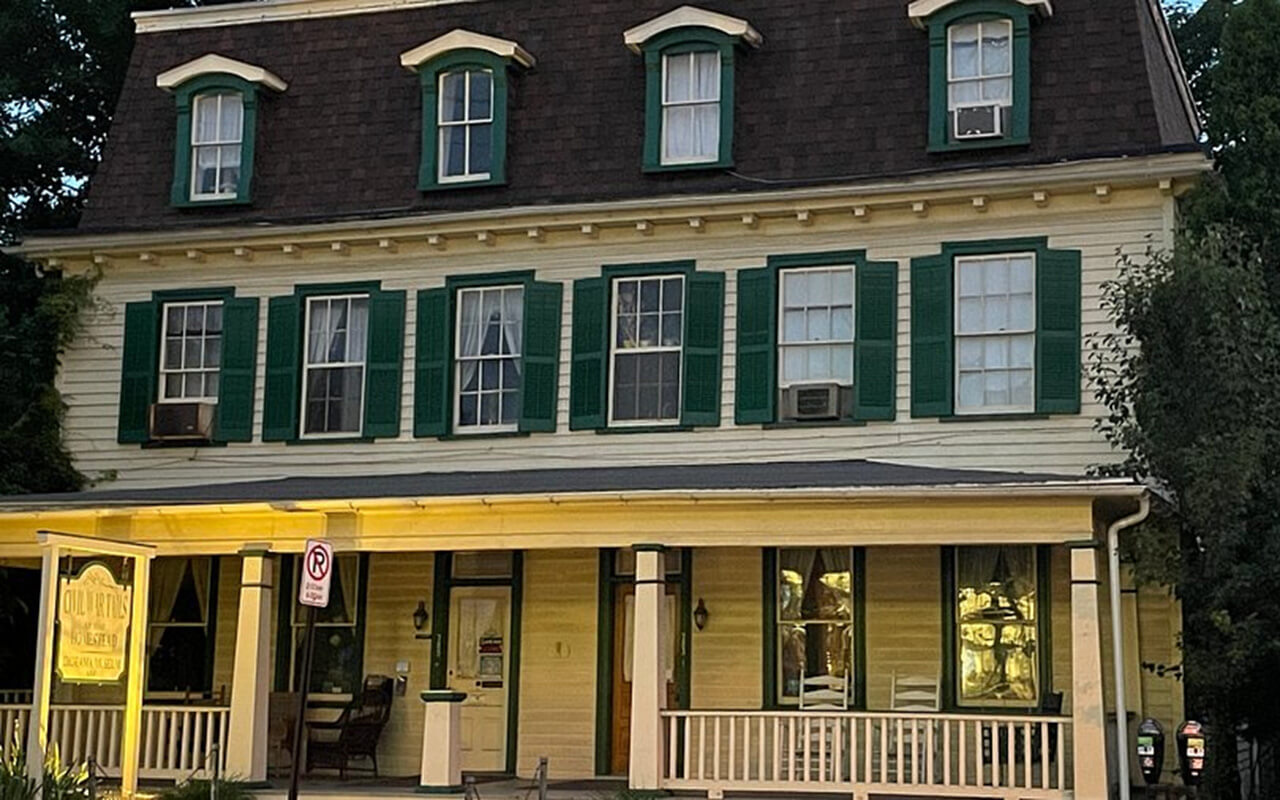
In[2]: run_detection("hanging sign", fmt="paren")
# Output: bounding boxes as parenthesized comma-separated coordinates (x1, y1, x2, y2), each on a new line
(298, 539, 334, 608)
(56, 563, 132, 684)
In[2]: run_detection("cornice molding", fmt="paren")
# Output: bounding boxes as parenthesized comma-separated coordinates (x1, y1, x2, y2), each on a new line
(134, 0, 477, 34)
(400, 29, 535, 70)
(156, 54, 288, 91)
(623, 5, 762, 54)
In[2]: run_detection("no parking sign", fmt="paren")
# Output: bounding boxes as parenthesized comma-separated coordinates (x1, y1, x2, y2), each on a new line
(298, 539, 333, 608)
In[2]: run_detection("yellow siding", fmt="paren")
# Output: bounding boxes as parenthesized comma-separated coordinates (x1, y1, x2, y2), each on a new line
(360, 551, 435, 777)
(691, 547, 762, 710)
(516, 549, 598, 779)
(1050, 545, 1073, 706)
(212, 555, 240, 700)
(864, 546, 942, 710)
(1137, 584, 1183, 783)
(57, 191, 1172, 491)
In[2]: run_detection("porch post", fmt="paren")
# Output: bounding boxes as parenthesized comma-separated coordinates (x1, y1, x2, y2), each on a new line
(628, 545, 667, 791)
(226, 548, 275, 783)
(120, 552, 152, 797)
(420, 691, 466, 794)
(1070, 543, 1109, 799)
(25, 542, 60, 782)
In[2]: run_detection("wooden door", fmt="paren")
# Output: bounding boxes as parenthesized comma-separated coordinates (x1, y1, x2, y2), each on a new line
(610, 584, 679, 775)
(448, 586, 511, 772)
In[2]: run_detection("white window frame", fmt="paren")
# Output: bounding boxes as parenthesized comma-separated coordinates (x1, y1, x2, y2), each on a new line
(437, 68, 494, 184)
(453, 284, 524, 435)
(946, 19, 1014, 140)
(776, 546, 856, 707)
(607, 274, 685, 427)
(300, 294, 369, 439)
(776, 265, 857, 389)
(189, 92, 244, 201)
(953, 252, 1036, 416)
(660, 50, 721, 166)
(158, 300, 223, 403)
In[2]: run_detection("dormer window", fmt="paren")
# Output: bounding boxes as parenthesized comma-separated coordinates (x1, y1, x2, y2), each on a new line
(401, 29, 535, 191)
(909, 0, 1049, 151)
(156, 54, 287, 207)
(624, 5, 762, 172)
(191, 92, 244, 199)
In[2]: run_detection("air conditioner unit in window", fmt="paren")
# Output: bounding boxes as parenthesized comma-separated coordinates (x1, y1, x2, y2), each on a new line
(780, 383, 842, 422)
(953, 104, 1004, 139)
(149, 402, 216, 441)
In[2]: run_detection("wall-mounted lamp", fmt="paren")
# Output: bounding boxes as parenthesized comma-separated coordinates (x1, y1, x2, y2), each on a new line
(412, 600, 429, 631)
(694, 598, 709, 631)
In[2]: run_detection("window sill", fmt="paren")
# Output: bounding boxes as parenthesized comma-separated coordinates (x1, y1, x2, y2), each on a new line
(928, 135, 1030, 154)
(939, 413, 1049, 423)
(285, 436, 375, 446)
(762, 419, 868, 430)
(172, 196, 252, 209)
(643, 158, 733, 174)
(438, 430, 531, 442)
(595, 424, 693, 435)
(419, 175, 507, 192)
(141, 439, 228, 449)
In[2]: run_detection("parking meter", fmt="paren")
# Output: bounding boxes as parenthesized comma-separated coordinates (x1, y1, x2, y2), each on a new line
(1136, 718, 1165, 785)
(1176, 720, 1206, 786)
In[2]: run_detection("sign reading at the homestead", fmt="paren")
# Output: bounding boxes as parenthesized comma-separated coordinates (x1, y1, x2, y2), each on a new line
(56, 563, 132, 683)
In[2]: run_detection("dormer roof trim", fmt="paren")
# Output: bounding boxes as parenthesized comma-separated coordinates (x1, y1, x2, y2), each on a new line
(400, 29, 536, 70)
(907, 0, 1053, 28)
(156, 54, 288, 91)
(623, 5, 763, 54)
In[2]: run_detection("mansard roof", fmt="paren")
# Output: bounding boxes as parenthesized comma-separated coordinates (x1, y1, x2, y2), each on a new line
(77, 0, 1199, 234)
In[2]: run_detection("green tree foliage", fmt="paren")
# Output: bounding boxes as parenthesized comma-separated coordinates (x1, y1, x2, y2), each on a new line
(1093, 1, 1280, 794)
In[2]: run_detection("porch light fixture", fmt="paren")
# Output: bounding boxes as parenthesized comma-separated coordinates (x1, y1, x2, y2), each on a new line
(413, 600, 429, 631)
(694, 598, 709, 631)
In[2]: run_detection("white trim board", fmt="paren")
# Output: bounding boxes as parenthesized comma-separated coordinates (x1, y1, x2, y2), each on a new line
(134, 0, 479, 34)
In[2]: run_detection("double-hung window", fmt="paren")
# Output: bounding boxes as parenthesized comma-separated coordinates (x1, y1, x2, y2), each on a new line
(953, 545, 1040, 708)
(610, 276, 684, 424)
(455, 285, 523, 432)
(190, 92, 244, 200)
(289, 553, 363, 695)
(302, 295, 369, 436)
(147, 557, 215, 696)
(778, 267, 855, 389)
(438, 69, 494, 183)
(954, 253, 1035, 414)
(159, 301, 223, 402)
(947, 20, 1013, 140)
(775, 547, 857, 707)
(661, 51, 721, 165)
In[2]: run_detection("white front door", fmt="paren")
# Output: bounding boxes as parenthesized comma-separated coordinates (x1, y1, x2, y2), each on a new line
(447, 586, 510, 772)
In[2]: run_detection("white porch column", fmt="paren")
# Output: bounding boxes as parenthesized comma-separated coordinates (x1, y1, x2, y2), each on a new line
(1071, 543, 1109, 800)
(226, 548, 275, 783)
(628, 545, 667, 791)
(25, 542, 60, 781)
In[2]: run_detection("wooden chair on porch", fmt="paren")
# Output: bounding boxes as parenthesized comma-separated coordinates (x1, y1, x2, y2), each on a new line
(883, 671, 941, 784)
(305, 675, 394, 779)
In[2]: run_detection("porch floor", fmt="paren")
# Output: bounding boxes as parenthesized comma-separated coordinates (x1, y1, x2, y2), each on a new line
(252, 777, 629, 800)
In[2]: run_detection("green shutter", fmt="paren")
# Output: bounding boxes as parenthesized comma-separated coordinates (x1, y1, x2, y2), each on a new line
(569, 277, 608, 431)
(734, 267, 777, 425)
(117, 301, 159, 444)
(414, 288, 451, 438)
(853, 261, 898, 421)
(363, 289, 407, 438)
(681, 271, 725, 427)
(910, 254, 954, 418)
(262, 296, 301, 442)
(214, 297, 259, 443)
(519, 280, 563, 433)
(1036, 248, 1082, 414)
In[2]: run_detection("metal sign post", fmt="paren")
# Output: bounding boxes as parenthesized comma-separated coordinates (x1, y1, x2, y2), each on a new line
(287, 540, 333, 800)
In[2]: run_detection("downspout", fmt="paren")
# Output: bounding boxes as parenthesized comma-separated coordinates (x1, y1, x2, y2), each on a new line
(1108, 494, 1151, 800)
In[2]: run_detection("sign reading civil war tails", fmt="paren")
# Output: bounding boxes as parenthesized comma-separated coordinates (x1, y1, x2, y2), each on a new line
(56, 563, 132, 684)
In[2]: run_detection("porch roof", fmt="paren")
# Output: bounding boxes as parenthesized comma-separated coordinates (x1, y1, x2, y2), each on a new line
(0, 459, 1138, 512)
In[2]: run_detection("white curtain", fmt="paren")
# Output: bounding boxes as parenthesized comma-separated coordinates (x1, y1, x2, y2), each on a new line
(307, 298, 368, 365)
(663, 52, 720, 160)
(190, 557, 211, 624)
(147, 558, 188, 658)
(459, 290, 523, 391)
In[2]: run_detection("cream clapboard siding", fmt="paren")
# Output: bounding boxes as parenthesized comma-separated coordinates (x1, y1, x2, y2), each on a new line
(691, 548, 762, 710)
(516, 549, 597, 779)
(865, 546, 942, 710)
(360, 551, 434, 777)
(58, 191, 1170, 490)
(211, 555, 240, 698)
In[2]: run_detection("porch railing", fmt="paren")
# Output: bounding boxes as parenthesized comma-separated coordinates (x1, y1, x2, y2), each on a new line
(0, 704, 229, 781)
(661, 709, 1071, 798)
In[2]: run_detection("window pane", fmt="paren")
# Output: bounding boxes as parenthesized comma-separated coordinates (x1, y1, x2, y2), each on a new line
(662, 277, 683, 312)
(469, 71, 492, 119)
(218, 145, 240, 194)
(663, 106, 695, 160)
(832, 269, 854, 305)
(348, 297, 369, 359)
(981, 23, 1012, 74)
(950, 24, 980, 78)
(833, 345, 854, 384)
(807, 308, 831, 341)
(783, 310, 806, 343)
(470, 122, 492, 174)
(441, 125, 467, 176)
(194, 146, 219, 194)
(783, 272, 809, 307)
(218, 94, 243, 142)
(664, 53, 692, 103)
(441, 72, 467, 122)
(956, 546, 1038, 705)
(193, 96, 219, 144)
(693, 51, 720, 101)
(693, 104, 719, 159)
(982, 77, 1012, 103)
